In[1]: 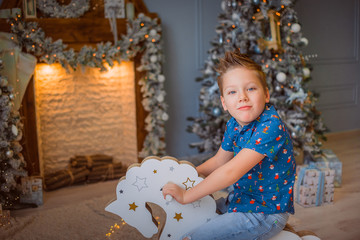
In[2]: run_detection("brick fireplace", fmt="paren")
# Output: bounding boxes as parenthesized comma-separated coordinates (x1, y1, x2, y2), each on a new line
(34, 62, 138, 174)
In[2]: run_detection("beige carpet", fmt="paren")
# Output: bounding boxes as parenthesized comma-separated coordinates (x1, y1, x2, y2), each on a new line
(0, 192, 159, 240)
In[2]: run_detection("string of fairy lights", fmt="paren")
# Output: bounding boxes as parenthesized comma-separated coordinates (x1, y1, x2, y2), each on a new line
(105, 216, 161, 238)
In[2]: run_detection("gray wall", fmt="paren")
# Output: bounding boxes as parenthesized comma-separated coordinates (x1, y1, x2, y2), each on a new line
(295, 0, 360, 133)
(144, 0, 223, 158)
(144, 0, 360, 158)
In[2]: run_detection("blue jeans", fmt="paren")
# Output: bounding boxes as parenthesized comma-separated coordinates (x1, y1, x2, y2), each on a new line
(181, 197, 289, 240)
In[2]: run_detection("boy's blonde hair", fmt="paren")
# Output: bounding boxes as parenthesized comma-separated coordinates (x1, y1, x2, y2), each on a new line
(216, 51, 268, 96)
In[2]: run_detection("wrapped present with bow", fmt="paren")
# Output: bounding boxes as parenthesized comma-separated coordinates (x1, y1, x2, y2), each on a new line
(304, 149, 342, 187)
(295, 164, 335, 207)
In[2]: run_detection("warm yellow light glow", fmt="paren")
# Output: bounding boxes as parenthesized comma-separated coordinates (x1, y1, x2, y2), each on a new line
(36, 64, 59, 75)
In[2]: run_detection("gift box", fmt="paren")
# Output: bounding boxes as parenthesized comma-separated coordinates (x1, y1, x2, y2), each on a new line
(295, 165, 335, 207)
(20, 176, 43, 206)
(304, 149, 342, 187)
(0, 209, 11, 227)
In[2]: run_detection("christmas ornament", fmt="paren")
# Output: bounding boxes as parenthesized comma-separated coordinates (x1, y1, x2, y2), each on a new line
(11, 125, 18, 137)
(156, 94, 164, 102)
(150, 55, 157, 63)
(291, 23, 301, 33)
(254, 45, 261, 54)
(300, 37, 309, 47)
(158, 74, 165, 83)
(276, 72, 287, 83)
(162, 112, 169, 121)
(212, 107, 222, 116)
(232, 12, 240, 21)
(302, 68, 310, 78)
(6, 150, 14, 158)
(149, 29, 157, 37)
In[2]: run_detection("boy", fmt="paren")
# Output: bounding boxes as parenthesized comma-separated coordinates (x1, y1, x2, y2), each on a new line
(163, 51, 296, 240)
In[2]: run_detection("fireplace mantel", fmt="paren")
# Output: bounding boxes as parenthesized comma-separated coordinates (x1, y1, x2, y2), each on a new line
(0, 0, 159, 176)
(0, 0, 158, 50)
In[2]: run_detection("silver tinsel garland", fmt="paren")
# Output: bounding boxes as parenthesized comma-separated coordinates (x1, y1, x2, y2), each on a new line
(7, 13, 168, 157)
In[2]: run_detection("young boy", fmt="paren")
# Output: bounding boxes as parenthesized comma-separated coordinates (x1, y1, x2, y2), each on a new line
(162, 51, 296, 240)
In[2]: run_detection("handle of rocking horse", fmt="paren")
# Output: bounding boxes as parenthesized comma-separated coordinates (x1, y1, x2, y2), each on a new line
(165, 195, 173, 202)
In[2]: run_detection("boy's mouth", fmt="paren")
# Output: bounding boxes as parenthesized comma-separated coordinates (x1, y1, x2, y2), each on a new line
(238, 106, 251, 110)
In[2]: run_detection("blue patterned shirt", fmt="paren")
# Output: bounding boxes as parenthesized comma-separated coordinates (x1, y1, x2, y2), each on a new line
(221, 104, 295, 214)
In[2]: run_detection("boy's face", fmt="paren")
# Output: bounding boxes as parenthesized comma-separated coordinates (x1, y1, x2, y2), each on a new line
(220, 67, 270, 127)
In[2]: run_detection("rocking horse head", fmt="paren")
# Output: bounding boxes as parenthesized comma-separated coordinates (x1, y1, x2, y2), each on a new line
(105, 156, 218, 240)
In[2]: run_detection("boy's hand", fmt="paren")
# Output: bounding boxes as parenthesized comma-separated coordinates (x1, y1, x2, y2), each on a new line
(162, 182, 187, 204)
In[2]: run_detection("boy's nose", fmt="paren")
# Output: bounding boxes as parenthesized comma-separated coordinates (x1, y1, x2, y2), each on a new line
(238, 93, 248, 102)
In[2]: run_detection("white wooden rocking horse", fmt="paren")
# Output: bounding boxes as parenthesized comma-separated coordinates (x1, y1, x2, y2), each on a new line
(106, 156, 320, 240)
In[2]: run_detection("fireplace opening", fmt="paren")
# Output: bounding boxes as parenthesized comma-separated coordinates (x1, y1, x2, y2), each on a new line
(34, 62, 138, 174)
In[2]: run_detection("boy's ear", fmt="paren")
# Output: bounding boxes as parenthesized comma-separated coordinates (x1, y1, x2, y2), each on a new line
(265, 88, 270, 103)
(220, 96, 228, 111)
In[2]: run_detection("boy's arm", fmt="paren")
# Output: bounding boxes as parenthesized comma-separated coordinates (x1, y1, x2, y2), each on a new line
(163, 148, 264, 204)
(196, 147, 233, 177)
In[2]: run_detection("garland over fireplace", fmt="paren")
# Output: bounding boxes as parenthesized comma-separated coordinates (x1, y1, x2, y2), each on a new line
(0, 0, 165, 176)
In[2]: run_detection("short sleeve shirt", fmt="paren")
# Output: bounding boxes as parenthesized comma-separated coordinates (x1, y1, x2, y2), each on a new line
(221, 104, 296, 214)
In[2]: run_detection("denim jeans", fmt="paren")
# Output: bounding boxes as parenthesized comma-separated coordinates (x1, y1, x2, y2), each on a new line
(181, 196, 289, 240)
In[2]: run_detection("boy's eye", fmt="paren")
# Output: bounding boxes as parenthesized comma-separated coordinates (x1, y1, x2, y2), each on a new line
(228, 90, 236, 95)
(248, 87, 256, 91)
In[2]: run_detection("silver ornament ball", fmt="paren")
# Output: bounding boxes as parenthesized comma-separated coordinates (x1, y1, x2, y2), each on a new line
(212, 107, 222, 116)
(302, 68, 311, 78)
(276, 72, 287, 83)
(291, 23, 301, 33)
(275, 85, 282, 92)
(6, 150, 14, 158)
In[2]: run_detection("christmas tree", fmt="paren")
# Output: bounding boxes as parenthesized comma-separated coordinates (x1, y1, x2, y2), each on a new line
(188, 0, 327, 156)
(0, 56, 27, 209)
